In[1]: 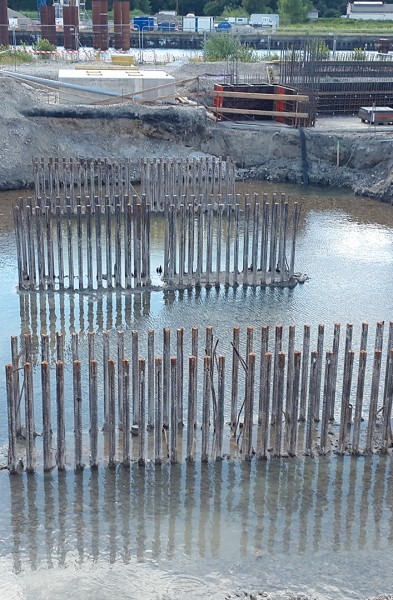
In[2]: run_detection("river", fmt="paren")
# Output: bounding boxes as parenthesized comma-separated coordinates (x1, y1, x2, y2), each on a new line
(0, 182, 392, 599)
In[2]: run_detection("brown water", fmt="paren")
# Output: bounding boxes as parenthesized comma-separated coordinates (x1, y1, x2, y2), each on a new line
(0, 182, 393, 599)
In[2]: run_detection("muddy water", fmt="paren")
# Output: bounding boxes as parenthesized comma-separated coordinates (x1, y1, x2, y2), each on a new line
(0, 182, 393, 599)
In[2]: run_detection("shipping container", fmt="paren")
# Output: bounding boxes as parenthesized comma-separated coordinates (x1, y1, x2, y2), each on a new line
(133, 16, 157, 31)
(182, 15, 213, 32)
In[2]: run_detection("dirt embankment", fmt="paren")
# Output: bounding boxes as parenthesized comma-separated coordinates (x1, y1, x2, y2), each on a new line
(1, 60, 393, 201)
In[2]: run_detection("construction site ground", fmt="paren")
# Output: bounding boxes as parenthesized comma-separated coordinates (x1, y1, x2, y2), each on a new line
(1, 57, 393, 201)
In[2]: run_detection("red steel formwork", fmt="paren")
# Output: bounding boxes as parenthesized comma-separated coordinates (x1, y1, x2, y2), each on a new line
(63, 5, 78, 50)
(40, 5, 57, 46)
(0, 0, 9, 47)
(99, 0, 108, 51)
(121, 0, 130, 51)
(92, 0, 101, 49)
(113, 0, 122, 50)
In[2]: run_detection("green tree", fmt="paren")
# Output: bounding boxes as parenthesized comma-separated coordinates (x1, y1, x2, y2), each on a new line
(242, 0, 274, 16)
(203, 31, 256, 60)
(278, 0, 311, 23)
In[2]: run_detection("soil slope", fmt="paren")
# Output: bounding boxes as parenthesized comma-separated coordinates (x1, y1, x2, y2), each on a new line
(1, 60, 393, 201)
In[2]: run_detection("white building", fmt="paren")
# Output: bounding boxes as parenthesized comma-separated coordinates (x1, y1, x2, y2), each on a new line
(346, 2, 393, 19)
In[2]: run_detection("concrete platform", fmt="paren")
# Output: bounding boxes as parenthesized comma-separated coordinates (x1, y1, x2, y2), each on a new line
(58, 68, 175, 104)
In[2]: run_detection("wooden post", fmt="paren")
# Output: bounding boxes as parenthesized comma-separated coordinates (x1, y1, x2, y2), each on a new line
(105, 198, 113, 289)
(147, 329, 155, 430)
(271, 325, 283, 424)
(258, 325, 269, 424)
(139, 358, 146, 465)
(289, 202, 300, 279)
(259, 351, 272, 459)
(206, 204, 213, 286)
(329, 323, 341, 421)
(278, 200, 288, 282)
(260, 201, 269, 283)
(337, 350, 355, 454)
(242, 203, 250, 285)
(243, 352, 255, 459)
(231, 326, 240, 427)
(192, 327, 198, 426)
(366, 349, 382, 453)
(89, 359, 98, 468)
(314, 324, 324, 421)
(6, 364, 17, 473)
(374, 321, 384, 351)
(178, 204, 185, 286)
(86, 203, 93, 289)
(11, 336, 21, 436)
(73, 360, 83, 469)
(56, 360, 66, 470)
(117, 330, 124, 429)
(320, 351, 333, 454)
(305, 351, 318, 456)
(163, 328, 171, 428)
(382, 348, 393, 451)
(155, 357, 163, 464)
(132, 330, 139, 426)
(24, 362, 35, 472)
(299, 324, 310, 421)
(233, 204, 240, 286)
(103, 330, 109, 429)
(108, 358, 116, 467)
(187, 355, 197, 461)
(187, 203, 194, 286)
(41, 360, 52, 471)
(170, 357, 178, 463)
(273, 352, 285, 457)
(285, 325, 295, 436)
(289, 351, 301, 457)
(177, 328, 184, 425)
(121, 358, 130, 466)
(225, 204, 231, 286)
(352, 350, 367, 454)
(196, 204, 203, 286)
(202, 355, 211, 461)
(66, 203, 74, 290)
(77, 204, 84, 290)
(215, 355, 225, 460)
(269, 202, 278, 276)
(216, 204, 223, 287)
(95, 203, 103, 288)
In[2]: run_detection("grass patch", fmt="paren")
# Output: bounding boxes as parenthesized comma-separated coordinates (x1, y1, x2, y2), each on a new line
(0, 45, 33, 65)
(203, 32, 257, 62)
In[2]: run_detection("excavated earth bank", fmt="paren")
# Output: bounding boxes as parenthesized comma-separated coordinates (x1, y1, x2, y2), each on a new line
(1, 60, 393, 202)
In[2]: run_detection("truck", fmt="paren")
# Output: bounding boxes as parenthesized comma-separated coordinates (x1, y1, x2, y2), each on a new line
(249, 13, 279, 28)
(182, 15, 214, 32)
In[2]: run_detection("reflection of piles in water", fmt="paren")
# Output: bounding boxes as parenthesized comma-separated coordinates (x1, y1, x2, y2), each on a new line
(5, 320, 393, 472)
(5, 457, 393, 571)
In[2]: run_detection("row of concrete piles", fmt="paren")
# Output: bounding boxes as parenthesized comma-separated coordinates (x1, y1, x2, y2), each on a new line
(0, 0, 130, 51)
